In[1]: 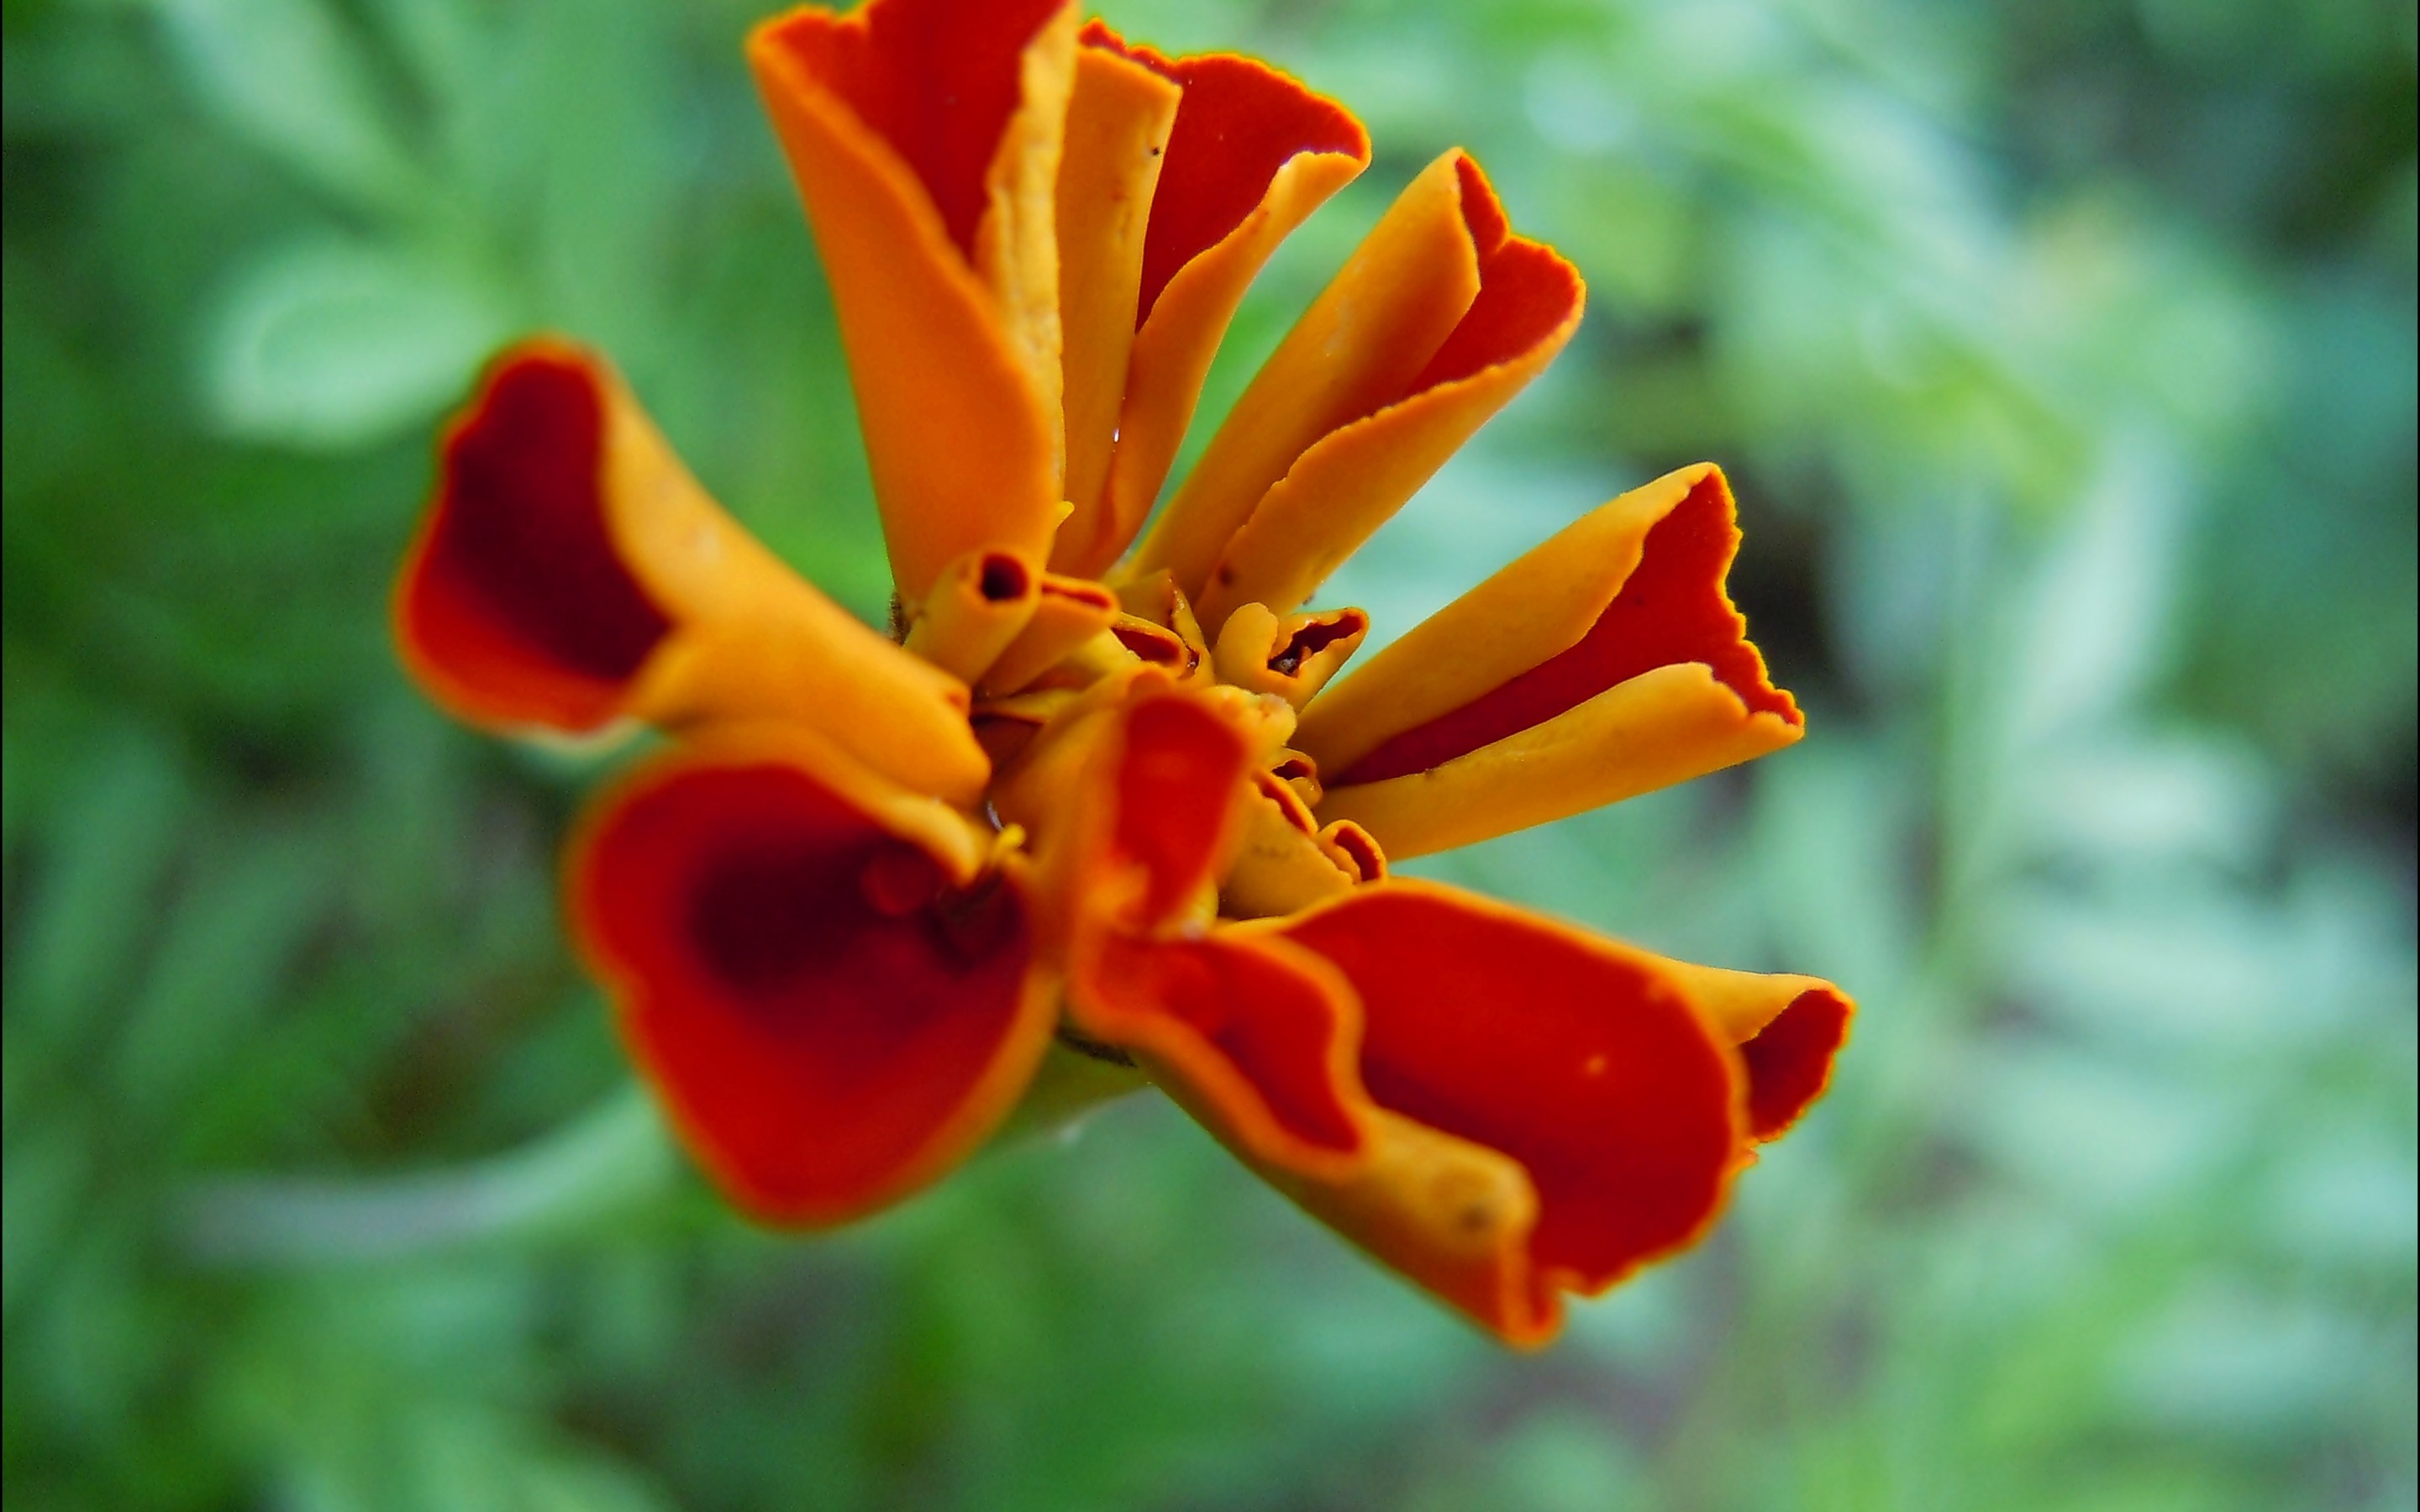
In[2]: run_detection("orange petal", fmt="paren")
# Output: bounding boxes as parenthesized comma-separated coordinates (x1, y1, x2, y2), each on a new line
(1259, 880, 1746, 1345)
(1129, 150, 1479, 600)
(1053, 24, 1370, 578)
(395, 340, 989, 803)
(566, 726, 1054, 1226)
(749, 1, 1074, 601)
(1298, 465, 1802, 856)
(1192, 157, 1583, 630)
(1075, 927, 1372, 1176)
(1656, 961, 1854, 1142)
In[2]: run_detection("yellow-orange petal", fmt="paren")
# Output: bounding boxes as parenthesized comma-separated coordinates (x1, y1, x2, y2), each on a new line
(1251, 879, 1746, 1346)
(1299, 465, 1801, 854)
(1129, 150, 1481, 601)
(1053, 24, 1370, 578)
(566, 725, 1055, 1226)
(1656, 961, 1854, 1142)
(749, 1, 1073, 601)
(1191, 159, 1583, 630)
(394, 340, 989, 803)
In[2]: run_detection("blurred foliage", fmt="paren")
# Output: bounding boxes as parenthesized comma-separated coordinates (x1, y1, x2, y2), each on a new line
(3, 0, 2413, 1508)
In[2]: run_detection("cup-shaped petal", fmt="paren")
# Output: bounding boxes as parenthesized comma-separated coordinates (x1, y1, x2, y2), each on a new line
(569, 727, 1054, 1226)
(1297, 465, 1802, 857)
(1134, 152, 1581, 635)
(396, 341, 991, 802)
(1251, 880, 1747, 1346)
(750, 0, 1076, 601)
(1054, 23, 1370, 578)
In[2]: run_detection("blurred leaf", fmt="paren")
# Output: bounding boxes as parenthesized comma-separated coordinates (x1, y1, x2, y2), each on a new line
(205, 235, 513, 449)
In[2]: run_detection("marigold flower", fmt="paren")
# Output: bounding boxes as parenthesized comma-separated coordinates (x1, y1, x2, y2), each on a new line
(392, 0, 1853, 1347)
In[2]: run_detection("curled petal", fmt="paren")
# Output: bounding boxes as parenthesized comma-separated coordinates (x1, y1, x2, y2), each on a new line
(902, 546, 1042, 685)
(567, 727, 1053, 1226)
(1211, 604, 1370, 707)
(750, 0, 1075, 600)
(396, 341, 987, 802)
(1657, 961, 1854, 1142)
(1259, 880, 1745, 1346)
(1219, 769, 1357, 919)
(1316, 819, 1386, 883)
(1055, 24, 1370, 578)
(1299, 465, 1801, 855)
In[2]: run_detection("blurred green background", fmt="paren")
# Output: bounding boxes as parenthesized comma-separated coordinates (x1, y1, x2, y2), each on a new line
(5, 0, 2414, 1507)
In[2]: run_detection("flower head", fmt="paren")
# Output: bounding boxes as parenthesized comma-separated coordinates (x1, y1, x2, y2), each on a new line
(393, 0, 1851, 1347)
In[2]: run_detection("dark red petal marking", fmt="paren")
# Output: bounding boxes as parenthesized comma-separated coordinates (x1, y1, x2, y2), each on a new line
(1114, 695, 1249, 927)
(1086, 930, 1363, 1155)
(1081, 23, 1368, 325)
(765, 0, 1066, 258)
(1339, 472, 1801, 785)
(576, 761, 1033, 1220)
(1282, 887, 1739, 1289)
(1739, 985, 1853, 1141)
(402, 354, 671, 731)
(1409, 159, 1584, 391)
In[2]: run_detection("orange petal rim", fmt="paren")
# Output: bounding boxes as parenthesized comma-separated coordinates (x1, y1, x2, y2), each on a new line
(568, 731, 1053, 1226)
(1339, 468, 1799, 785)
(1267, 880, 1744, 1343)
(396, 348, 671, 732)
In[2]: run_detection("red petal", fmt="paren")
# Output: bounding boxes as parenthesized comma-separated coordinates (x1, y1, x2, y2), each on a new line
(1279, 883, 1743, 1296)
(1079, 928, 1369, 1168)
(1339, 469, 1799, 785)
(397, 351, 670, 731)
(763, 0, 1067, 259)
(571, 744, 1045, 1225)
